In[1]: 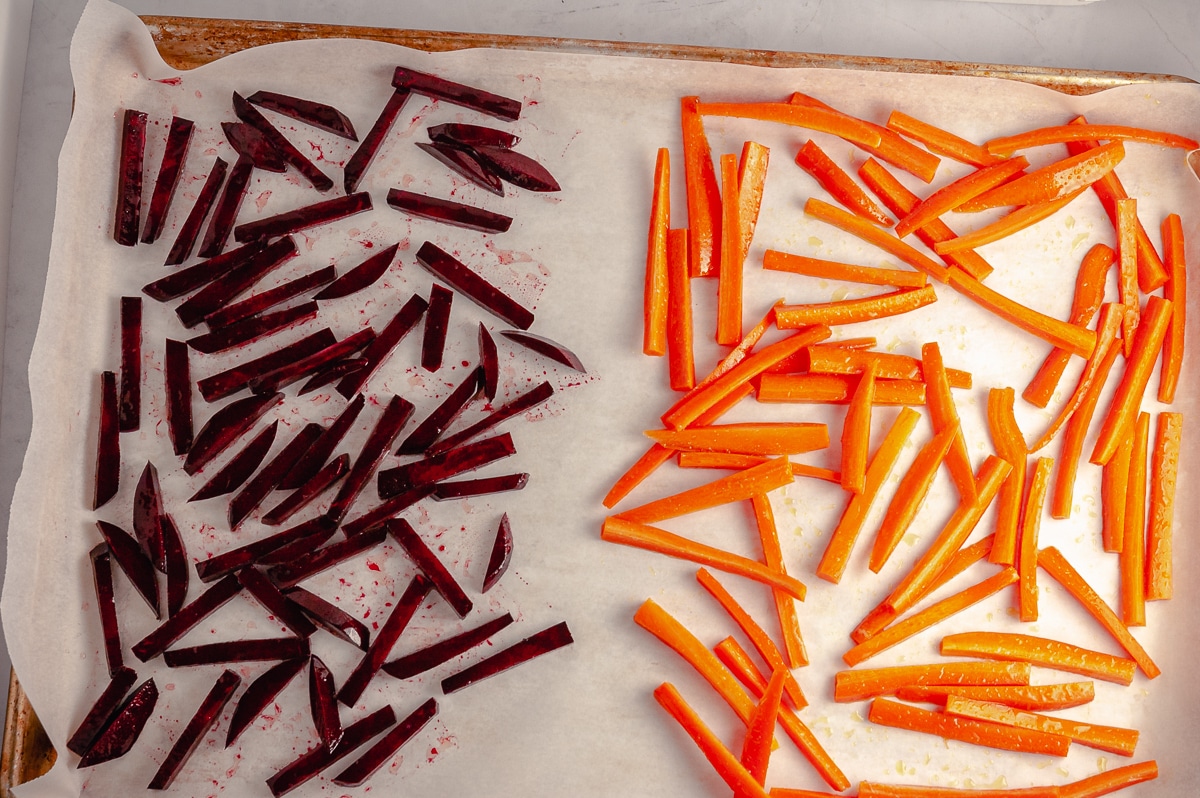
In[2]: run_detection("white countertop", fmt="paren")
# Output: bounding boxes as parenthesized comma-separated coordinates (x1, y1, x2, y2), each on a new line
(1, 0, 1197, 692)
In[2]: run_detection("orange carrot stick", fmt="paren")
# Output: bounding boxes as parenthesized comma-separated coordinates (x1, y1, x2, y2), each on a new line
(986, 124, 1198, 155)
(616, 456, 793, 524)
(775, 285, 937, 329)
(679, 452, 770, 470)
(691, 301, 780, 393)
(681, 96, 721, 277)
(795, 139, 893, 226)
(1018, 457, 1053, 622)
(762, 250, 927, 288)
(817, 407, 921, 583)
(698, 100, 884, 152)
(895, 681, 1095, 712)
(1101, 436, 1132, 554)
(932, 189, 1084, 254)
(741, 666, 787, 784)
(940, 631, 1137, 686)
(895, 156, 1029, 238)
(944, 695, 1139, 756)
(737, 141, 770, 262)
(1147, 412, 1180, 602)
(718, 153, 743, 344)
(666, 226, 696, 391)
(752, 494, 808, 667)
(843, 567, 1018, 667)
(857, 782, 1060, 798)
(986, 387, 1026, 566)
(644, 147, 670, 356)
(757, 374, 927, 406)
(886, 110, 1004, 168)
(1116, 198, 1140, 355)
(605, 519, 807, 600)
(833, 660, 1031, 703)
(922, 341, 975, 502)
(806, 344, 970, 387)
(1059, 760, 1158, 798)
(961, 142, 1124, 212)
(867, 697, 1070, 756)
(646, 423, 829, 457)
(1120, 412, 1149, 627)
(1051, 341, 1121, 521)
(804, 197, 950, 282)
(1158, 213, 1186, 402)
(840, 361, 879, 494)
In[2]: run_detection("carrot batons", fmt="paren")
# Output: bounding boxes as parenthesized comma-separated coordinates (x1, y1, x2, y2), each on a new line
(941, 631, 1137, 686)
(644, 147, 670, 356)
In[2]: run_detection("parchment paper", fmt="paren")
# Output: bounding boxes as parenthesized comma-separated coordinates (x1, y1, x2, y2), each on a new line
(4, 0, 1200, 796)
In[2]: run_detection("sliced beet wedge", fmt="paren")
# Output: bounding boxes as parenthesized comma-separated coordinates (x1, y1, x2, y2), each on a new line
(90, 543, 123, 676)
(164, 339, 193, 456)
(335, 294, 429, 398)
(386, 520, 472, 618)
(482, 513, 513, 593)
(229, 422, 324, 529)
(501, 328, 585, 372)
(132, 574, 242, 661)
(428, 380, 553, 456)
(441, 620, 573, 694)
(77, 677, 158, 768)
(396, 367, 482, 456)
(246, 90, 358, 140)
(238, 566, 316, 638)
(279, 393, 365, 490)
(344, 88, 410, 194)
(233, 192, 372, 244)
(163, 636, 309, 668)
(113, 109, 147, 247)
(429, 122, 519, 150)
(195, 516, 337, 583)
(267, 524, 388, 589)
(96, 520, 159, 619)
(161, 513, 189, 617)
(266, 705, 396, 797)
(165, 156, 228, 266)
(226, 656, 307, 747)
(132, 462, 165, 568)
(184, 391, 283, 476)
(309, 655, 342, 751)
(392, 66, 521, 121)
(415, 141, 503, 196)
(255, 525, 345, 566)
(337, 574, 432, 707)
(312, 243, 398, 301)
(177, 236, 299, 329)
(331, 697, 437, 787)
(262, 453, 348, 526)
(198, 329, 336, 403)
(147, 669, 241, 789)
(378, 432, 516, 497)
(147, 239, 265, 302)
(382, 613, 513, 680)
(472, 144, 561, 192)
(325, 396, 415, 524)
(283, 586, 370, 651)
(432, 472, 528, 501)
(141, 116, 195, 244)
(222, 121, 287, 173)
(206, 265, 336, 328)
(386, 189, 512, 234)
(415, 241, 533, 330)
(188, 301, 319, 355)
(189, 421, 278, 501)
(233, 92, 333, 192)
(118, 296, 142, 432)
(478, 323, 499, 401)
(339, 484, 433, 538)
(421, 283, 454, 372)
(199, 156, 254, 258)
(299, 358, 367, 396)
(66, 667, 138, 757)
(249, 328, 375, 396)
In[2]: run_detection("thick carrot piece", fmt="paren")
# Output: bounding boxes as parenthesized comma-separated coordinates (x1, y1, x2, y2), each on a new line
(922, 342, 975, 502)
(757, 374, 927, 406)
(1059, 760, 1157, 798)
(741, 667, 787, 784)
(962, 142, 1124, 212)
(775, 285, 937, 329)
(667, 227, 696, 391)
(1101, 437, 1132, 554)
(647, 423, 829, 457)
(616, 456, 793, 524)
(817, 407, 921, 584)
(858, 783, 1059, 798)
(680, 452, 771, 470)
(795, 139, 893, 226)
(681, 96, 721, 277)
(945, 695, 1138, 757)
(718, 153, 743, 345)
(805, 197, 949, 282)
(867, 697, 1070, 756)
(1116, 198, 1140, 355)
(752, 494, 808, 668)
(886, 110, 1004, 168)
(1120, 413, 1149, 627)
(762, 250, 928, 289)
(1147, 412, 1181, 601)
(840, 361, 879, 494)
(653, 682, 771, 798)
(1051, 342, 1121, 521)
(933, 189, 1083, 255)
(644, 147, 670, 356)
(833, 660, 1031, 703)
(843, 568, 1018, 667)
(895, 156, 1029, 238)
(986, 387, 1026, 566)
(1018, 457, 1053, 622)
(1090, 295, 1172, 465)
(986, 123, 1198, 155)
(698, 100, 883, 151)
(604, 518, 807, 600)
(736, 141, 770, 260)
(941, 630, 1138, 686)
(1158, 213, 1186, 402)
(895, 681, 1095, 712)
(807, 345, 970, 387)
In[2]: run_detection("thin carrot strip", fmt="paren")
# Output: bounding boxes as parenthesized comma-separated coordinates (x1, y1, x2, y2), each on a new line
(697, 100, 884, 152)
(843, 568, 1018, 667)
(961, 142, 1124, 212)
(695, 567, 806, 709)
(679, 452, 770, 470)
(768, 789, 843, 798)
(644, 147, 670, 356)
(605, 519, 807, 600)
(804, 197, 949, 282)
(858, 782, 1060, 798)
(1059, 760, 1157, 798)
(895, 681, 1095, 712)
(944, 696, 1138, 757)
(941, 631, 1138, 686)
(693, 301, 780, 392)
(986, 387, 1026, 566)
(775, 285, 937, 328)
(1120, 412, 1149, 627)
(1090, 295, 1172, 465)
(741, 666, 787, 784)
(886, 110, 1004, 168)
(762, 250, 927, 288)
(652, 682, 771, 798)
(923, 341, 975, 502)
(753, 494, 808, 667)
(867, 697, 1070, 756)
(986, 123, 1198, 155)
(1101, 437, 1132, 554)
(1018, 458, 1053, 622)
(840, 361, 879, 494)
(757, 374, 927, 406)
(1116, 198, 1139, 355)
(817, 407, 921, 583)
(945, 267, 1096, 358)
(616, 456, 793, 524)
(933, 189, 1083, 254)
(736, 141, 770, 261)
(807, 344, 970, 388)
(681, 96, 721, 277)
(895, 156, 1029, 238)
(666, 227, 696, 391)
(795, 139, 893, 226)
(1051, 342, 1121, 521)
(1147, 412, 1180, 601)
(870, 421, 959, 573)
(833, 660, 1031, 703)
(647, 423, 829, 457)
(718, 153, 743, 345)
(1158, 213, 1186, 402)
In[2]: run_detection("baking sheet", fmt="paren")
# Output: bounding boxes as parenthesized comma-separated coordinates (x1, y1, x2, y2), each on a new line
(5, 0, 1200, 795)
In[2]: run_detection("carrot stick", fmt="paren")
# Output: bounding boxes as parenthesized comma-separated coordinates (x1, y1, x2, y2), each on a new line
(652, 682, 771, 798)
(986, 124, 1198, 155)
(741, 666, 787, 784)
(681, 96, 721, 277)
(843, 567, 1018, 667)
(697, 100, 884, 152)
(886, 110, 1004, 168)
(895, 156, 1029, 238)
(679, 452, 771, 470)
(922, 342, 975, 502)
(690, 301, 780, 393)
(817, 407, 921, 583)
(1101, 436, 1132, 554)
(806, 344, 971, 388)
(762, 250, 928, 289)
(647, 423, 829, 457)
(1059, 760, 1158, 798)
(718, 153, 743, 345)
(840, 361, 879, 494)
(857, 783, 1060, 798)
(940, 631, 1137, 686)
(867, 697, 1070, 756)
(752, 494, 808, 667)
(804, 197, 950, 282)
(616, 456, 793, 524)
(775, 285, 937, 329)
(1158, 213, 1186, 402)
(895, 681, 1095, 712)
(1147, 412, 1181, 601)
(737, 141, 770, 262)
(666, 227, 696, 391)
(945, 267, 1096, 358)
(1089, 295, 1172, 465)
(1120, 412, 1149, 627)
(870, 421, 959, 573)
(1116, 198, 1140, 355)
(961, 142, 1124, 212)
(605, 519, 807, 600)
(1051, 341, 1121, 521)
(767, 788, 842, 798)
(795, 139, 893, 226)
(1023, 243, 1114, 409)
(986, 387, 1026, 566)
(644, 147, 670, 356)
(1018, 457, 1053, 622)
(944, 695, 1139, 756)
(833, 660, 1031, 703)
(932, 189, 1083, 255)
(757, 374, 927, 406)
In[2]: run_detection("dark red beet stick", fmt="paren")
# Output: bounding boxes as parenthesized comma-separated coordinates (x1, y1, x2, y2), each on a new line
(283, 586, 371, 651)
(266, 705, 396, 797)
(386, 189, 512, 234)
(382, 613, 513, 680)
(195, 516, 336, 583)
(267, 525, 388, 589)
(415, 141, 504, 196)
(309, 654, 343, 751)
(228, 422, 324, 529)
(77, 677, 158, 768)
(279, 393, 364, 490)
(132, 462, 165, 569)
(233, 192, 372, 244)
(161, 514, 190, 617)
(378, 432, 516, 497)
(386, 519, 472, 618)
(184, 390, 283, 476)
(344, 88, 410, 194)
(331, 698, 438, 787)
(337, 574, 432, 707)
(89, 543, 123, 677)
(421, 283, 454, 372)
(141, 116, 195, 244)
(164, 339, 193, 456)
(164, 156, 228, 265)
(414, 241, 533, 330)
(113, 109, 147, 247)
(132, 574, 242, 662)
(198, 155, 253, 258)
(189, 420, 279, 502)
(118, 296, 142, 432)
(95, 520, 159, 619)
(233, 92, 333, 192)
(262, 453, 348, 526)
(226, 657, 308, 747)
(431, 472, 528, 501)
(334, 293, 429, 398)
(428, 380, 553, 456)
(163, 636, 309, 668)
(325, 395, 414, 524)
(313, 243, 398, 301)
(187, 302, 319, 355)
(245, 90, 357, 140)
(396, 367, 481, 456)
(238, 566, 317, 638)
(393, 66, 521, 121)
(66, 667, 138, 757)
(441, 621, 573, 694)
(205, 265, 336, 328)
(198, 329, 336, 403)
(147, 670, 241, 790)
